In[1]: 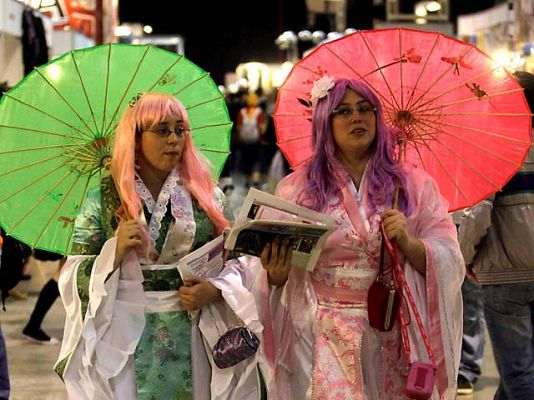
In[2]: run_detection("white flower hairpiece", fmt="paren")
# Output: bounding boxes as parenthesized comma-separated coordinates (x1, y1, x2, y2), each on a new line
(310, 75, 335, 105)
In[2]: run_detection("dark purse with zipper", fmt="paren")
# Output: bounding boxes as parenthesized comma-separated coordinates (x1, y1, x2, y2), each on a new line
(367, 227, 401, 331)
(208, 304, 260, 369)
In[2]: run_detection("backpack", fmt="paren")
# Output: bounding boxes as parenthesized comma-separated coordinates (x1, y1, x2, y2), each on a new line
(239, 108, 261, 144)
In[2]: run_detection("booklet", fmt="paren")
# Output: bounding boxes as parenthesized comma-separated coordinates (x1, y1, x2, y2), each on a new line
(176, 234, 225, 280)
(225, 188, 335, 272)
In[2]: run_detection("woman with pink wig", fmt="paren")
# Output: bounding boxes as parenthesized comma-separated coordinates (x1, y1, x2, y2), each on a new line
(259, 78, 465, 399)
(54, 93, 268, 399)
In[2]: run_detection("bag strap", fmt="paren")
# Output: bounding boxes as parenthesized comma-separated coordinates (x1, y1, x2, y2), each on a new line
(207, 301, 245, 336)
(381, 222, 436, 369)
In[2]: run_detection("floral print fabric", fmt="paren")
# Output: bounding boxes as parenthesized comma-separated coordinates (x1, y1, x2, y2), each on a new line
(65, 174, 233, 398)
(135, 311, 193, 400)
(309, 198, 408, 399)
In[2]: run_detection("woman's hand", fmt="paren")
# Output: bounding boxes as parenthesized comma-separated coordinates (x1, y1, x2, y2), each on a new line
(381, 209, 426, 274)
(381, 209, 410, 250)
(179, 276, 222, 310)
(114, 219, 142, 268)
(260, 238, 292, 286)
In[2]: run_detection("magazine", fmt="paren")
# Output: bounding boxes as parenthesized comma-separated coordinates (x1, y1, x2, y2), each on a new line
(225, 188, 335, 272)
(175, 234, 225, 280)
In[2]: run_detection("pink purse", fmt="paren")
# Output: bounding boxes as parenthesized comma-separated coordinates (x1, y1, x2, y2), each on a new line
(405, 361, 436, 399)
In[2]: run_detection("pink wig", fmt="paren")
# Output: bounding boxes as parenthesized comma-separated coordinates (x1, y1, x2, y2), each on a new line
(111, 92, 230, 251)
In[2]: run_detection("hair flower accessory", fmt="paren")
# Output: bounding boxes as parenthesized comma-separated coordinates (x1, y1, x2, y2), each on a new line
(310, 75, 335, 104)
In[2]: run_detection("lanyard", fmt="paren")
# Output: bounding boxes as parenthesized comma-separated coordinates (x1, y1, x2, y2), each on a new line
(381, 223, 436, 369)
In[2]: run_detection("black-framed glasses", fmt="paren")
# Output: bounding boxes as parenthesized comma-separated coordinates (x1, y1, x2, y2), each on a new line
(148, 124, 190, 137)
(331, 104, 377, 117)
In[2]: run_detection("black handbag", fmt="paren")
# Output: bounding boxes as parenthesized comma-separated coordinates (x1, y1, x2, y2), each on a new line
(208, 304, 260, 369)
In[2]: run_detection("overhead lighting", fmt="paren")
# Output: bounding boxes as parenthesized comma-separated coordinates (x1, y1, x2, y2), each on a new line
(143, 25, 153, 34)
(115, 25, 133, 37)
(227, 83, 239, 94)
(415, 3, 428, 17)
(425, 1, 442, 13)
(312, 30, 326, 44)
(298, 30, 312, 41)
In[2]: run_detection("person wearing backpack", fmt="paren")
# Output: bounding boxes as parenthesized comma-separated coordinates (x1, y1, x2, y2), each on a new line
(458, 71, 534, 400)
(235, 92, 266, 188)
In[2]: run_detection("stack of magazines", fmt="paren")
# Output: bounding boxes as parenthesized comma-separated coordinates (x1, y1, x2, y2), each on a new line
(176, 188, 335, 279)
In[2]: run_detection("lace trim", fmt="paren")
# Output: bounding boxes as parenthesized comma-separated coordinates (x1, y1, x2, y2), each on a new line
(135, 169, 180, 247)
(169, 179, 195, 240)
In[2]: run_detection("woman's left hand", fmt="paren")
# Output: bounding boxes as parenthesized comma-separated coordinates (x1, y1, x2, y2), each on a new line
(179, 276, 222, 311)
(380, 208, 410, 251)
(380, 208, 427, 274)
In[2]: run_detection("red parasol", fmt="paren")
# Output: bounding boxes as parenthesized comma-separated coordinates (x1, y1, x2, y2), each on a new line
(273, 27, 532, 212)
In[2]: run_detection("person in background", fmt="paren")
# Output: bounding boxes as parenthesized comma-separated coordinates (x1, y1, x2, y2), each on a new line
(0, 323, 8, 400)
(22, 250, 65, 344)
(451, 211, 487, 396)
(0, 230, 32, 306)
(457, 272, 487, 396)
(261, 77, 464, 399)
(218, 90, 246, 197)
(235, 92, 266, 188)
(458, 70, 534, 400)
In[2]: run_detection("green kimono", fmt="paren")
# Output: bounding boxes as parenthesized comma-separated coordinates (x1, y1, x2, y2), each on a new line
(55, 170, 234, 400)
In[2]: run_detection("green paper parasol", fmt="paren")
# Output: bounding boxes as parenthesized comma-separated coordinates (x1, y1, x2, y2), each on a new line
(0, 43, 231, 254)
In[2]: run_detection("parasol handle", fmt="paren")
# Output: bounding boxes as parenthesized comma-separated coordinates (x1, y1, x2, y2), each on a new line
(392, 140, 406, 210)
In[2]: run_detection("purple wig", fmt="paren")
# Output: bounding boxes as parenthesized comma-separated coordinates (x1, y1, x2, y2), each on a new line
(298, 78, 412, 215)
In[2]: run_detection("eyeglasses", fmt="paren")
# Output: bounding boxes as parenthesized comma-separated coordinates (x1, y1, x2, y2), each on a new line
(148, 125, 190, 138)
(331, 104, 377, 117)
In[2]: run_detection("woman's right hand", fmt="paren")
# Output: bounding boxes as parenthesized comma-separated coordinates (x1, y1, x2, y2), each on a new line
(260, 238, 292, 286)
(114, 219, 142, 267)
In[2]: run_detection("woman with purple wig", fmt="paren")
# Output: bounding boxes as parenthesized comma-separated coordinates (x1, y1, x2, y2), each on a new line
(260, 78, 464, 399)
(53, 93, 268, 399)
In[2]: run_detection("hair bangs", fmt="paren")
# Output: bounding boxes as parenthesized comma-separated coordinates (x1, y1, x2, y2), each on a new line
(133, 93, 190, 134)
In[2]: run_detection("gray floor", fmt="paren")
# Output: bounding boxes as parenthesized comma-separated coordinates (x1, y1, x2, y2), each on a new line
(1, 259, 68, 400)
(0, 184, 500, 399)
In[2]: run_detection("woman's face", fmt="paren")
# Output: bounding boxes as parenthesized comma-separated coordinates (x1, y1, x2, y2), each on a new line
(137, 116, 187, 179)
(331, 88, 377, 162)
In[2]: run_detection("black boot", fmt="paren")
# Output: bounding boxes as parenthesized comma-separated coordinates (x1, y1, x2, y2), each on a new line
(22, 279, 59, 344)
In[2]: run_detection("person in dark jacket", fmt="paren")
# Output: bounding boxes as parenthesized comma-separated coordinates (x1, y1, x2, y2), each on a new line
(458, 71, 534, 400)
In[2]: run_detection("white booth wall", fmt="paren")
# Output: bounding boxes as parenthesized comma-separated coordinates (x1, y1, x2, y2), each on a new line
(0, 0, 93, 87)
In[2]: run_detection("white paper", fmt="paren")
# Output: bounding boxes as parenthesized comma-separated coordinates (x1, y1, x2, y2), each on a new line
(175, 234, 225, 280)
(225, 188, 335, 271)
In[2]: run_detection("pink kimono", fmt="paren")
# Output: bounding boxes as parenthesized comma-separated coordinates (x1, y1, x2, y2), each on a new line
(268, 164, 464, 400)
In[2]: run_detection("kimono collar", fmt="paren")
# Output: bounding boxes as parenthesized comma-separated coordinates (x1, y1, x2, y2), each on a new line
(334, 162, 371, 238)
(135, 168, 195, 253)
